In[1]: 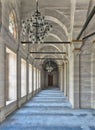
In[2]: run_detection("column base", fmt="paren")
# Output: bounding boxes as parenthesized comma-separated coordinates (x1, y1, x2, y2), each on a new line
(0, 107, 6, 122)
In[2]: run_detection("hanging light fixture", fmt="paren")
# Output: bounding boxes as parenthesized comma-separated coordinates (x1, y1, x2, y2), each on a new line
(47, 66, 54, 73)
(45, 60, 54, 73)
(21, 0, 53, 44)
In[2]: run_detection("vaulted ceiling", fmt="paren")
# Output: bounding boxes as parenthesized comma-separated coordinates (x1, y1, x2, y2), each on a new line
(20, 0, 91, 65)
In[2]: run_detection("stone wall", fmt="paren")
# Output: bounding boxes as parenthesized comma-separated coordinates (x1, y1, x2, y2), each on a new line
(79, 0, 95, 109)
(0, 0, 41, 122)
(91, 51, 95, 108)
(66, 0, 95, 109)
(80, 54, 92, 108)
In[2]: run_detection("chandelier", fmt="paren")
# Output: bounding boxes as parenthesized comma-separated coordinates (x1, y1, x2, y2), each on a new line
(21, 0, 53, 44)
(46, 66, 54, 73)
(46, 62, 54, 73)
(43, 59, 58, 73)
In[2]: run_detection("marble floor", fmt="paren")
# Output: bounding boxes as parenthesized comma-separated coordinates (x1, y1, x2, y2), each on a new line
(0, 87, 95, 130)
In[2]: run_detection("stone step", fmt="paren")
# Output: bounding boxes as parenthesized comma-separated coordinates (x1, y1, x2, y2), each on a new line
(33, 97, 66, 99)
(24, 103, 71, 107)
(31, 100, 68, 103)
(0, 126, 83, 130)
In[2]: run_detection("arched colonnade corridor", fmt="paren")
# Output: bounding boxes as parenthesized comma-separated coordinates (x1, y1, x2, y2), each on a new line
(0, 0, 95, 129)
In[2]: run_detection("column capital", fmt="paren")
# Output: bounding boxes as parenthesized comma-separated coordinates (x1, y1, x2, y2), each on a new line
(72, 40, 83, 50)
(73, 49, 81, 55)
(58, 64, 64, 69)
(93, 40, 95, 49)
(64, 58, 68, 63)
(72, 40, 83, 55)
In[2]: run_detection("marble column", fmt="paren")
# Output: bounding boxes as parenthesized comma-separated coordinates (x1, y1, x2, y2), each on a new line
(64, 62, 67, 96)
(91, 51, 95, 109)
(0, 40, 6, 122)
(41, 68, 45, 89)
(36, 67, 37, 93)
(66, 61, 69, 98)
(73, 49, 80, 108)
(73, 40, 82, 108)
(90, 41, 95, 108)
(58, 65, 64, 92)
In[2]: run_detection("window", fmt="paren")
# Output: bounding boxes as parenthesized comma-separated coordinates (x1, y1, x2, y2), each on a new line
(6, 48, 17, 105)
(9, 10, 18, 39)
(21, 59, 26, 97)
(29, 64, 32, 93)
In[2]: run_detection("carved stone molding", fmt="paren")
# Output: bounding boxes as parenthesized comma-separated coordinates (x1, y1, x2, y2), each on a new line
(73, 40, 83, 50)
(92, 40, 95, 49)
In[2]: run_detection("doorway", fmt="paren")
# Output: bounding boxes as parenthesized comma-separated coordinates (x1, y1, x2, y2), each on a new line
(48, 74, 53, 86)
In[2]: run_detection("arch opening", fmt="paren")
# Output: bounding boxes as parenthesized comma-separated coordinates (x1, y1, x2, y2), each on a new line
(42, 59, 59, 88)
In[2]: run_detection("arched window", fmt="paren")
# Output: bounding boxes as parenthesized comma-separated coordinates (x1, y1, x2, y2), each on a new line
(9, 10, 18, 39)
